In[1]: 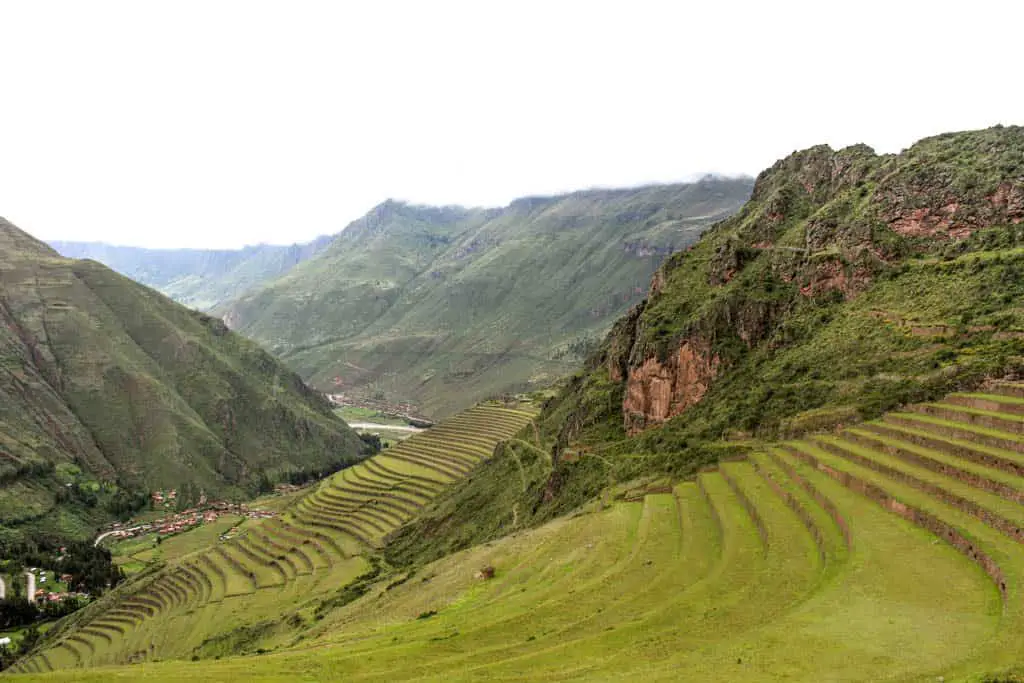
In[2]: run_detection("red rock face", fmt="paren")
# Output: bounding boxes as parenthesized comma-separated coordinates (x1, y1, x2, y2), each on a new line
(883, 181, 1024, 239)
(622, 340, 719, 434)
(889, 202, 972, 239)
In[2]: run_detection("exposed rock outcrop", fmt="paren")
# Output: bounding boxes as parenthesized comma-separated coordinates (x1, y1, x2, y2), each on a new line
(602, 126, 1024, 434)
(622, 339, 719, 434)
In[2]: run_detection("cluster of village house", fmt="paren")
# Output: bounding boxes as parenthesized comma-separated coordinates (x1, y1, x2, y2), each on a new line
(0, 568, 89, 607)
(104, 499, 277, 542)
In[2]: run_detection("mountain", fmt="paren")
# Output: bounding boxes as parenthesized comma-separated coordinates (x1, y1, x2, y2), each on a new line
(0, 219, 365, 543)
(48, 236, 334, 312)
(220, 178, 755, 417)
(514, 124, 1024, 516)
(385, 125, 1024, 556)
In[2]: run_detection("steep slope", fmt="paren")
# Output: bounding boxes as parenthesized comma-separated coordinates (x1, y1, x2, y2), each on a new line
(12, 403, 537, 672)
(0, 219, 365, 543)
(522, 125, 1024, 511)
(13, 384, 1024, 682)
(222, 178, 754, 417)
(378, 126, 1024, 563)
(49, 236, 333, 312)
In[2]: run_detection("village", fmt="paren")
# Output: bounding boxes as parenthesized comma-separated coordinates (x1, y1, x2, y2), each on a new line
(96, 489, 281, 546)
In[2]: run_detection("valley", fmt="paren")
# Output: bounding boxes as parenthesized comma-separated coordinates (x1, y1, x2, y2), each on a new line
(5, 383, 1024, 680)
(3, 125, 1023, 681)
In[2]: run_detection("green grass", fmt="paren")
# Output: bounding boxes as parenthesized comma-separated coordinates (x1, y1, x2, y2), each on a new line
(6, 422, 1005, 680)
(9, 405, 536, 675)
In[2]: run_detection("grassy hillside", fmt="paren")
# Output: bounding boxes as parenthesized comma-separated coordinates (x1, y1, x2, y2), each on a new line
(513, 126, 1024, 515)
(49, 237, 333, 312)
(0, 219, 365, 545)
(11, 385, 1024, 680)
(9, 404, 536, 672)
(221, 179, 754, 417)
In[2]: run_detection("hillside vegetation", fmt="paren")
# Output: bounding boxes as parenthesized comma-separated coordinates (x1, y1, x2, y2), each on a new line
(49, 238, 333, 312)
(220, 179, 753, 417)
(9, 404, 536, 673)
(10, 385, 1024, 680)
(0, 221, 364, 545)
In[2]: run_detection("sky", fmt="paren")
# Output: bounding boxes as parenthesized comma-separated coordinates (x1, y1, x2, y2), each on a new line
(0, 1, 1021, 249)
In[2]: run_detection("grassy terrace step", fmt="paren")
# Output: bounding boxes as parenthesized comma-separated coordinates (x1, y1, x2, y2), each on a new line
(913, 401, 1024, 434)
(320, 482, 425, 514)
(846, 427, 1024, 504)
(884, 412, 1024, 453)
(391, 441, 484, 467)
(291, 505, 380, 547)
(259, 520, 333, 569)
(781, 441, 1011, 600)
(338, 462, 441, 491)
(282, 511, 362, 556)
(414, 431, 502, 452)
(389, 440, 482, 466)
(328, 469, 436, 498)
(391, 466, 821, 679)
(219, 541, 285, 588)
(359, 456, 450, 487)
(335, 470, 436, 503)
(313, 490, 418, 526)
(375, 450, 467, 480)
(211, 546, 259, 595)
(947, 392, 1024, 416)
(304, 493, 408, 531)
(991, 382, 1024, 400)
(196, 552, 229, 601)
(812, 434, 1024, 544)
(232, 536, 290, 585)
(864, 420, 1024, 476)
(269, 516, 350, 560)
(245, 529, 308, 575)
(748, 452, 844, 566)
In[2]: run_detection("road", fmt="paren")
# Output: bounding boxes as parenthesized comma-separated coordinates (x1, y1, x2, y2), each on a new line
(94, 526, 143, 547)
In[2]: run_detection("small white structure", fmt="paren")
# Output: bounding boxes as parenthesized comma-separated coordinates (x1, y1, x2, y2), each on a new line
(0, 636, 10, 647)
(0, 575, 5, 600)
(25, 571, 35, 604)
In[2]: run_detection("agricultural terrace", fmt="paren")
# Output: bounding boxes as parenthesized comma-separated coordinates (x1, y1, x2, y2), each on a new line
(8, 384, 1024, 680)
(7, 404, 535, 674)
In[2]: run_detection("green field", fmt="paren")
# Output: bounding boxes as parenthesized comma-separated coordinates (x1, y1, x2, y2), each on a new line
(5, 385, 1024, 680)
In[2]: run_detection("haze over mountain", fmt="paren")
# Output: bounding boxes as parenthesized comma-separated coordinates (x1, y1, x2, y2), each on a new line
(0, 219, 365, 545)
(49, 237, 333, 312)
(219, 178, 754, 416)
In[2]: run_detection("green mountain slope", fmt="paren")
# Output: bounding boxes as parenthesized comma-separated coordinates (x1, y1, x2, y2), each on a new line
(0, 219, 365, 543)
(221, 178, 754, 417)
(384, 125, 1024, 558)
(48, 237, 333, 312)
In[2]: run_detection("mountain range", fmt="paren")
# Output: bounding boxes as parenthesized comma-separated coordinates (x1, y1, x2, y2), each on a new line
(54, 177, 755, 417)
(49, 237, 334, 312)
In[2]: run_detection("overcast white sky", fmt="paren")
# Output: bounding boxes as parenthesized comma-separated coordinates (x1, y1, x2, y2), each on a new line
(0, 1, 1021, 248)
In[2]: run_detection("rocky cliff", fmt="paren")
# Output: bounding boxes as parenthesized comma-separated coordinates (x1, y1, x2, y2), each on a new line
(581, 126, 1024, 436)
